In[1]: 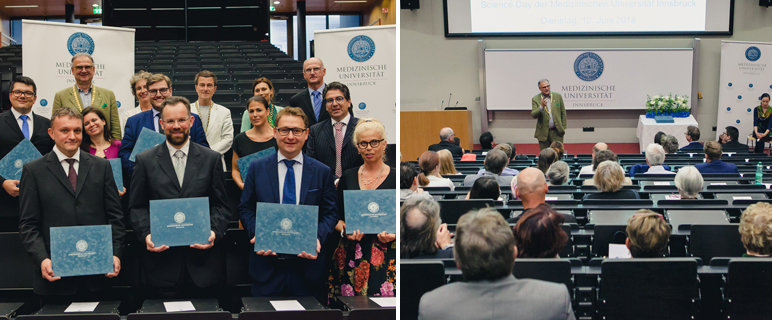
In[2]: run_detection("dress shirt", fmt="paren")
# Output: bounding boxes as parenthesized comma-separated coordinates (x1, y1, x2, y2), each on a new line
(152, 108, 161, 132)
(166, 138, 190, 169)
(77, 85, 93, 108)
(540, 94, 555, 129)
(277, 152, 304, 205)
(10, 108, 33, 135)
(52, 146, 81, 177)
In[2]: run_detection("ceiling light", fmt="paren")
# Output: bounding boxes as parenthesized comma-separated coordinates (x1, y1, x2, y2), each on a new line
(274, 1, 280, 3)
(333, 1, 367, 3)
(4, 5, 39, 8)
(93, 4, 99, 7)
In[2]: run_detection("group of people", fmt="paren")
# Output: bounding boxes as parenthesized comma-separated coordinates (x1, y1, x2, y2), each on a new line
(0, 53, 396, 304)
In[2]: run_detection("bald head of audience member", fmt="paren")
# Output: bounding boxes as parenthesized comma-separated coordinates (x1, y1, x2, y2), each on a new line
(514, 167, 549, 209)
(592, 142, 608, 159)
(439, 127, 455, 143)
(400, 198, 442, 258)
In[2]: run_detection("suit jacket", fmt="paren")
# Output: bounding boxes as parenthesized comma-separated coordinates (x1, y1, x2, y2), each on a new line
(0, 111, 54, 219)
(18, 151, 124, 295)
(118, 110, 209, 176)
(191, 102, 234, 170)
(238, 153, 338, 287)
(289, 87, 330, 127)
(428, 141, 464, 158)
(695, 160, 739, 174)
(531, 92, 567, 142)
(721, 140, 750, 151)
(306, 117, 364, 177)
(128, 142, 229, 288)
(52, 85, 122, 141)
(680, 141, 704, 150)
(419, 274, 576, 320)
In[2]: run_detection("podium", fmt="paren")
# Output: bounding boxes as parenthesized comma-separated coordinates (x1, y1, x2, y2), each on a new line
(400, 110, 474, 161)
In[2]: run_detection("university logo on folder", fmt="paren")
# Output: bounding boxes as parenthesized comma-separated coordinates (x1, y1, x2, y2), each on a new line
(0, 139, 42, 181)
(343, 190, 396, 234)
(129, 127, 165, 161)
(150, 197, 211, 247)
(50, 225, 113, 277)
(237, 148, 277, 182)
(107, 158, 122, 191)
(254, 202, 318, 255)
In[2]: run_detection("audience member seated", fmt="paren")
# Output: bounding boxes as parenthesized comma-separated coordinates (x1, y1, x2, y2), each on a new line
(546, 160, 570, 186)
(465, 176, 501, 201)
(508, 142, 529, 160)
(418, 208, 576, 320)
(582, 150, 633, 186)
(719, 125, 749, 151)
(739, 202, 772, 257)
(680, 125, 703, 150)
(579, 142, 608, 175)
(674, 166, 703, 199)
(626, 210, 671, 258)
(400, 198, 452, 259)
(537, 148, 558, 174)
(661, 134, 680, 154)
(417, 151, 455, 190)
(629, 143, 673, 177)
(583, 161, 640, 200)
(695, 141, 739, 174)
(654, 131, 666, 145)
(550, 141, 565, 159)
(514, 203, 568, 258)
(479, 131, 495, 149)
(508, 168, 577, 223)
(463, 150, 514, 187)
(451, 136, 467, 153)
(437, 149, 461, 175)
(400, 162, 433, 201)
(476, 144, 519, 176)
(428, 127, 463, 157)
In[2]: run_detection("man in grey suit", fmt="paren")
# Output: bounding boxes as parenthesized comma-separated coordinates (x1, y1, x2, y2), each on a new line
(462, 149, 514, 187)
(419, 207, 575, 320)
(289, 57, 330, 127)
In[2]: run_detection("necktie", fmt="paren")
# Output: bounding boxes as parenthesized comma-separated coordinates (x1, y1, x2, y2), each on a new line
(154, 113, 161, 133)
(64, 159, 77, 192)
(173, 150, 185, 187)
(333, 122, 344, 177)
(312, 91, 321, 121)
(282, 159, 297, 205)
(19, 115, 29, 139)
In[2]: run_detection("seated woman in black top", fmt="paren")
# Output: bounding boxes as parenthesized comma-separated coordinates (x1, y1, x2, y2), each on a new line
(400, 198, 452, 259)
(583, 161, 640, 200)
(231, 96, 278, 189)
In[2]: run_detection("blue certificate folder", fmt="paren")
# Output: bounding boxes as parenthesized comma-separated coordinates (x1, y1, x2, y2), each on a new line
(343, 190, 397, 234)
(50, 225, 113, 278)
(150, 197, 211, 247)
(107, 158, 122, 191)
(237, 148, 276, 181)
(0, 139, 42, 181)
(129, 127, 165, 162)
(254, 203, 318, 255)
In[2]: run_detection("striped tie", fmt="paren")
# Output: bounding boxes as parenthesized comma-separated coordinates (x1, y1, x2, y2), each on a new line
(334, 122, 344, 178)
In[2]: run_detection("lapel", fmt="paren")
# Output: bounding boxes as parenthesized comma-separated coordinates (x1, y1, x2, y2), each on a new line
(92, 87, 104, 109)
(2, 111, 24, 139)
(31, 112, 46, 137)
(343, 117, 358, 148)
(206, 104, 219, 134)
(267, 154, 280, 203)
(68, 87, 83, 110)
(180, 142, 202, 195)
(299, 154, 314, 204)
(45, 152, 75, 196)
(74, 152, 91, 199)
(322, 120, 335, 150)
(142, 110, 157, 132)
(155, 143, 181, 192)
(303, 89, 315, 119)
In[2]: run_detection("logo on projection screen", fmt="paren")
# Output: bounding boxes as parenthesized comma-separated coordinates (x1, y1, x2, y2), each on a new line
(746, 47, 761, 62)
(67, 32, 95, 56)
(347, 35, 375, 62)
(574, 52, 604, 81)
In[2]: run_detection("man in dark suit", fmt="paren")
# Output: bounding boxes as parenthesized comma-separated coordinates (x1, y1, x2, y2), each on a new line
(19, 107, 124, 297)
(238, 106, 338, 299)
(0, 77, 54, 225)
(306, 82, 363, 178)
(128, 96, 229, 298)
(695, 141, 739, 174)
(428, 127, 464, 157)
(680, 125, 704, 150)
(119, 73, 209, 176)
(419, 208, 575, 320)
(720, 126, 750, 151)
(289, 57, 330, 127)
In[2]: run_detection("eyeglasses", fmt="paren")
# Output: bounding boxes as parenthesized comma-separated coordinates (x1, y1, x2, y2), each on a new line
(277, 127, 307, 136)
(325, 96, 346, 105)
(357, 139, 384, 149)
(11, 90, 35, 98)
(149, 88, 170, 96)
(74, 65, 94, 71)
(162, 117, 190, 125)
(304, 67, 322, 74)
(540, 85, 550, 89)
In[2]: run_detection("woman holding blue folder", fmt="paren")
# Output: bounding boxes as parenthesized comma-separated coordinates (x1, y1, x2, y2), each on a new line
(328, 118, 396, 304)
(231, 95, 279, 189)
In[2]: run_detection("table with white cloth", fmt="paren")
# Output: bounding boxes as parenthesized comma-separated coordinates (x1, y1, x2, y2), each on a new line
(636, 115, 698, 152)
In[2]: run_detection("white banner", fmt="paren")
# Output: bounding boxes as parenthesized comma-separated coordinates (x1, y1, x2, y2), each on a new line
(314, 25, 396, 142)
(716, 41, 772, 140)
(484, 49, 693, 110)
(22, 20, 135, 124)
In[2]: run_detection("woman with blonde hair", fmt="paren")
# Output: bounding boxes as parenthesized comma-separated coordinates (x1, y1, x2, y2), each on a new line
(739, 202, 772, 257)
(626, 210, 671, 257)
(417, 151, 455, 190)
(583, 161, 639, 200)
(437, 149, 460, 175)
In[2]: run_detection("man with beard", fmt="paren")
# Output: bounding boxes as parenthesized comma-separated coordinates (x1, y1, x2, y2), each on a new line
(128, 96, 229, 298)
(119, 73, 209, 176)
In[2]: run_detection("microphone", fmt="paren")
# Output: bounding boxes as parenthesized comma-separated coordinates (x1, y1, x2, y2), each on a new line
(440, 100, 444, 110)
(448, 93, 452, 108)
(454, 101, 459, 108)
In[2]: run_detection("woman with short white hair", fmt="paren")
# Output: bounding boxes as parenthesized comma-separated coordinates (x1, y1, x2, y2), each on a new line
(583, 161, 640, 200)
(674, 166, 703, 199)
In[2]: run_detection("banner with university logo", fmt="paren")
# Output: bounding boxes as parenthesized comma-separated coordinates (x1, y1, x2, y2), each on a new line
(484, 49, 694, 110)
(22, 20, 135, 123)
(716, 41, 772, 140)
(314, 25, 396, 142)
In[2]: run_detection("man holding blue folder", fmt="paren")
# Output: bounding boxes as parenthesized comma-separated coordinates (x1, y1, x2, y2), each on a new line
(239, 107, 338, 300)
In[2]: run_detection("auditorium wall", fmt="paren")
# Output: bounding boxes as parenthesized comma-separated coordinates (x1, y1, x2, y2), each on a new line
(401, 1, 772, 146)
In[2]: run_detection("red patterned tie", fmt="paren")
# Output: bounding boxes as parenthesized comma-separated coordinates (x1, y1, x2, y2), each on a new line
(334, 122, 344, 177)
(64, 159, 77, 192)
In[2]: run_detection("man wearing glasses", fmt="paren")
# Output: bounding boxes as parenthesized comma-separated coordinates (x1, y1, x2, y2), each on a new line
(290, 57, 330, 127)
(191, 70, 233, 171)
(52, 53, 122, 141)
(119, 74, 209, 176)
(306, 82, 363, 179)
(238, 106, 338, 300)
(531, 79, 567, 151)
